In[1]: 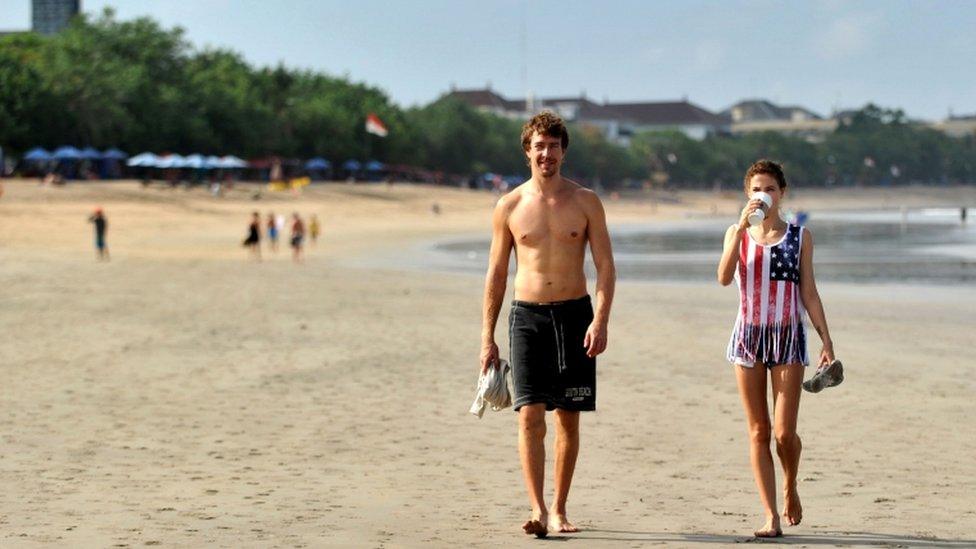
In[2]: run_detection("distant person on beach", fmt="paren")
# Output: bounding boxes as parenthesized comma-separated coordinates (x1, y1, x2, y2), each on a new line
(88, 208, 110, 261)
(717, 159, 835, 538)
(243, 211, 261, 261)
(266, 211, 279, 252)
(309, 214, 321, 245)
(290, 212, 305, 263)
(480, 112, 615, 538)
(275, 213, 286, 241)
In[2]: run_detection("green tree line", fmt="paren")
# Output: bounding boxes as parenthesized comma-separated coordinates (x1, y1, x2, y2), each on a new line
(1, 9, 974, 186)
(629, 105, 976, 189)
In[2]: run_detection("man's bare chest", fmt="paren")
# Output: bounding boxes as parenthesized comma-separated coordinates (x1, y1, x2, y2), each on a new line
(508, 201, 588, 247)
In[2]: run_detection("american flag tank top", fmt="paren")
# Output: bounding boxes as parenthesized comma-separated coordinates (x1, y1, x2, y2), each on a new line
(726, 223, 809, 367)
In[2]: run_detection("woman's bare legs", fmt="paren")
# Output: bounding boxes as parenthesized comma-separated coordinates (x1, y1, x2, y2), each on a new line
(735, 363, 780, 536)
(770, 363, 804, 526)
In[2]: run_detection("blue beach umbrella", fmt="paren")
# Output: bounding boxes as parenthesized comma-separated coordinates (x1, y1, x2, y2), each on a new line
(365, 160, 385, 171)
(183, 154, 206, 169)
(52, 146, 82, 160)
(154, 154, 186, 169)
(127, 152, 159, 167)
(102, 148, 128, 160)
(218, 155, 248, 169)
(342, 159, 362, 172)
(305, 157, 331, 170)
(24, 147, 52, 161)
(80, 147, 102, 160)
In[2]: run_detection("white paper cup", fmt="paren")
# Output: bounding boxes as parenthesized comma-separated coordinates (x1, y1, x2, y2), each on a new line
(748, 192, 773, 226)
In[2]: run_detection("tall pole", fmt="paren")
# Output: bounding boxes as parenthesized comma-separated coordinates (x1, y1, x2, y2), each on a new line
(520, 0, 528, 113)
(362, 118, 370, 181)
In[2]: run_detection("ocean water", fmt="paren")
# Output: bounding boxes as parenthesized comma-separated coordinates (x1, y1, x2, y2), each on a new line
(432, 208, 976, 285)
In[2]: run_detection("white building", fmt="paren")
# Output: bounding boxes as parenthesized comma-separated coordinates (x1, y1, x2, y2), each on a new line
(444, 86, 730, 144)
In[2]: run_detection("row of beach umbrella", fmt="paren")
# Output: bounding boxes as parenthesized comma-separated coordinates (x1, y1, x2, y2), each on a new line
(127, 153, 248, 169)
(24, 146, 128, 161)
(128, 155, 383, 171)
(335, 159, 385, 172)
(22, 147, 385, 172)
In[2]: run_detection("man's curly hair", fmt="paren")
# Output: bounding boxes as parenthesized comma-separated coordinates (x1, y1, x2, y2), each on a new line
(521, 111, 569, 151)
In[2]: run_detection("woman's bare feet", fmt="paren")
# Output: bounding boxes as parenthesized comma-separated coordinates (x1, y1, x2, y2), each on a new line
(783, 488, 802, 526)
(522, 511, 548, 538)
(754, 515, 782, 538)
(548, 509, 579, 533)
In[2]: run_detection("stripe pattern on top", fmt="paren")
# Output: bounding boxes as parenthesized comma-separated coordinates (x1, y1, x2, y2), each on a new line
(726, 223, 809, 367)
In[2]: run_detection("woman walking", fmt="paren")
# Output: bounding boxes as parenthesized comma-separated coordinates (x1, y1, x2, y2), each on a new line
(717, 159, 835, 538)
(243, 211, 261, 261)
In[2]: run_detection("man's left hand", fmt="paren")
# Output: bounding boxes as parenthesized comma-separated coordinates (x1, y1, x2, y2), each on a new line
(583, 322, 607, 358)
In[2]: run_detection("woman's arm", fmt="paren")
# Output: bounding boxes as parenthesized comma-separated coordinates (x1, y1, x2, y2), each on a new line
(717, 224, 743, 286)
(717, 199, 766, 286)
(798, 227, 835, 366)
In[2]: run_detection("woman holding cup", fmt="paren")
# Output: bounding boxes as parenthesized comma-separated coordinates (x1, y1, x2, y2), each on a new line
(716, 159, 835, 538)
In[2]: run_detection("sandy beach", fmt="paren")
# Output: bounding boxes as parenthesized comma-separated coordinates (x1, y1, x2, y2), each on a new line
(1, 179, 975, 548)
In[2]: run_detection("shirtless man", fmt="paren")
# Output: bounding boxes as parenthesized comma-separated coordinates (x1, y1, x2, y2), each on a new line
(480, 112, 616, 538)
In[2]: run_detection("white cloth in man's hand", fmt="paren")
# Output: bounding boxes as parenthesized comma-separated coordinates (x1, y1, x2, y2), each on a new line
(469, 359, 512, 418)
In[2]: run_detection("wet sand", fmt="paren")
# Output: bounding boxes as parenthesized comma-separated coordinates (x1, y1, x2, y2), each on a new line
(1, 180, 974, 547)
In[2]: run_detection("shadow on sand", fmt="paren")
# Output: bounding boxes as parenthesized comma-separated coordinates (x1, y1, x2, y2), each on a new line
(549, 530, 976, 547)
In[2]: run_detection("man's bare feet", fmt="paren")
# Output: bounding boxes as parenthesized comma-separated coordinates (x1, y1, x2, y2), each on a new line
(522, 511, 548, 538)
(548, 510, 579, 533)
(783, 488, 802, 526)
(753, 515, 782, 538)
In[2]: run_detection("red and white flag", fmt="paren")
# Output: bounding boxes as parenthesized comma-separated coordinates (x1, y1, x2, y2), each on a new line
(365, 113, 388, 137)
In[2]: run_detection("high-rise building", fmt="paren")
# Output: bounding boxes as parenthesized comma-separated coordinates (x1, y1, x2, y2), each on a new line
(32, 0, 80, 35)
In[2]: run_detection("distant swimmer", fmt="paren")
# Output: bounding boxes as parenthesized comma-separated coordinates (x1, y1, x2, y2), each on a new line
(88, 207, 110, 261)
(242, 211, 261, 261)
(717, 159, 837, 538)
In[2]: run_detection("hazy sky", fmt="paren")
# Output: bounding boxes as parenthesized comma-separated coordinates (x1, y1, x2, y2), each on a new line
(3, 0, 974, 120)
